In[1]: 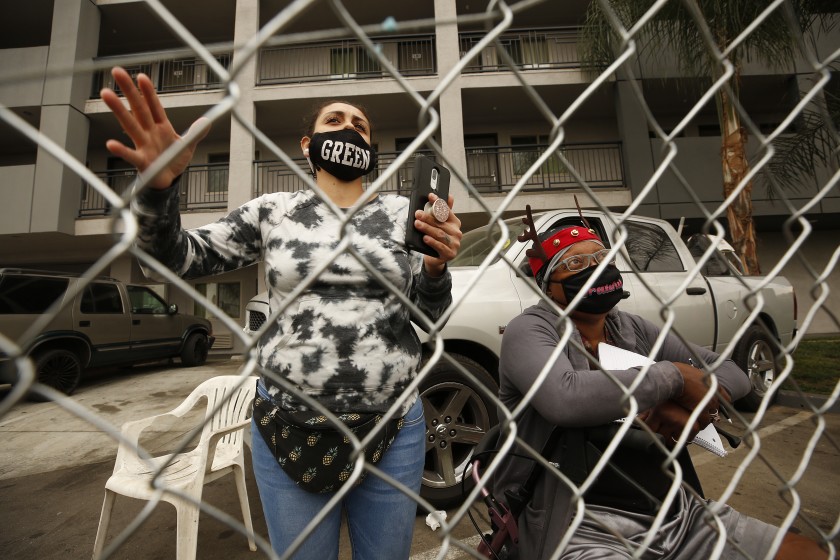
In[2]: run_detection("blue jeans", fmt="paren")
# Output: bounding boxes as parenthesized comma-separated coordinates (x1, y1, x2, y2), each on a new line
(251, 384, 426, 560)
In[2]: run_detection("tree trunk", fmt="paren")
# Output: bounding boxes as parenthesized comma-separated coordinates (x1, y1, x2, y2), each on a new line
(719, 83, 761, 276)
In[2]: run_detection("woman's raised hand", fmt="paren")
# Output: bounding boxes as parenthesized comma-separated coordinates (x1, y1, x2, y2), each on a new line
(100, 67, 209, 190)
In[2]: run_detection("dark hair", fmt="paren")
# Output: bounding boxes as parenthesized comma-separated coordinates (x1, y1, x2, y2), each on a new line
(303, 99, 373, 137)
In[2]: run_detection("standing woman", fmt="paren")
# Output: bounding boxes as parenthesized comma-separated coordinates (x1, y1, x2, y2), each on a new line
(101, 67, 462, 559)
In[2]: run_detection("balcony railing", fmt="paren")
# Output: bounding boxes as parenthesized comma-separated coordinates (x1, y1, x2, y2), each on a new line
(459, 27, 582, 73)
(254, 152, 436, 198)
(90, 53, 232, 98)
(80, 144, 620, 216)
(254, 144, 623, 198)
(79, 163, 229, 217)
(257, 34, 435, 85)
(466, 143, 624, 193)
(87, 26, 579, 98)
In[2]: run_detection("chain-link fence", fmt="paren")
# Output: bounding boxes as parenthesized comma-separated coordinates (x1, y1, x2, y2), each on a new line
(1, 0, 839, 558)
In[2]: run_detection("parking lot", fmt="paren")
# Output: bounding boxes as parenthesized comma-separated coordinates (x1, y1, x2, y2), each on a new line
(1, 356, 838, 559)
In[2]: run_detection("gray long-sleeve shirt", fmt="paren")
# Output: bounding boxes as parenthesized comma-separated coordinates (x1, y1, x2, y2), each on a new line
(493, 300, 750, 558)
(132, 184, 452, 414)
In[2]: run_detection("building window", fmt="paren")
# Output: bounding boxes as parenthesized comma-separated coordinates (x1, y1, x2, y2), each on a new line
(511, 135, 543, 176)
(511, 135, 564, 179)
(398, 39, 434, 75)
(518, 36, 549, 68)
(161, 58, 196, 91)
(194, 282, 241, 319)
(500, 35, 549, 69)
(330, 46, 380, 77)
(207, 153, 229, 194)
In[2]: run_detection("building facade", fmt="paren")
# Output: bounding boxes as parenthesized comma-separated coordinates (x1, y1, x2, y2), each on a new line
(0, 0, 837, 353)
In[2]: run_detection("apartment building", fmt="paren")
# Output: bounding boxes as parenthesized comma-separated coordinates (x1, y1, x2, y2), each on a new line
(1, 0, 838, 352)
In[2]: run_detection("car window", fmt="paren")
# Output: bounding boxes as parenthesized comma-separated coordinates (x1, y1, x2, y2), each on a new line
(685, 234, 742, 276)
(624, 221, 684, 272)
(0, 275, 69, 314)
(127, 285, 168, 314)
(81, 283, 124, 314)
(449, 217, 524, 267)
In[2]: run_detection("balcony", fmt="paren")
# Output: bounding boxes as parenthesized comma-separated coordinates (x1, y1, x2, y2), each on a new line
(459, 27, 581, 73)
(466, 143, 624, 193)
(79, 163, 229, 217)
(86, 27, 576, 94)
(254, 152, 431, 198)
(90, 53, 232, 98)
(257, 34, 435, 85)
(79, 144, 621, 216)
(253, 143, 624, 198)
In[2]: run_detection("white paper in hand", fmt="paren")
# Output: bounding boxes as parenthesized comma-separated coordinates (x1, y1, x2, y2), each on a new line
(598, 343, 655, 370)
(598, 343, 727, 457)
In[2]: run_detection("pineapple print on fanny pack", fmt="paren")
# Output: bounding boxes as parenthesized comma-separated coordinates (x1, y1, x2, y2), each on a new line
(254, 395, 403, 493)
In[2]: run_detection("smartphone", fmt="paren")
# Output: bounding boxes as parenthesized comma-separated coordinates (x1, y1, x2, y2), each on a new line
(405, 154, 451, 258)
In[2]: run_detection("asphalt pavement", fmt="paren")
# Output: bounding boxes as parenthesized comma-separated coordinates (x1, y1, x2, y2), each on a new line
(1, 356, 838, 559)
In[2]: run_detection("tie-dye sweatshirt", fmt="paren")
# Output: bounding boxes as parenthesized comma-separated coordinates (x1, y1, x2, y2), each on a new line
(132, 184, 452, 414)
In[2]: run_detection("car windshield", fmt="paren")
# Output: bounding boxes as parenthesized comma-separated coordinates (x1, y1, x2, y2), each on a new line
(449, 217, 525, 267)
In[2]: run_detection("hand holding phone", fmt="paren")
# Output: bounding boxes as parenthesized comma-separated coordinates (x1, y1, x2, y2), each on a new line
(405, 154, 452, 257)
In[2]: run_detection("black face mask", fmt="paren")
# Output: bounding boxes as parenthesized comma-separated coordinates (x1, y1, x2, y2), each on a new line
(560, 264, 625, 314)
(307, 129, 377, 182)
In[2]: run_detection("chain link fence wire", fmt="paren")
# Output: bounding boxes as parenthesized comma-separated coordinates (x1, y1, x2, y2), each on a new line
(1, 0, 839, 558)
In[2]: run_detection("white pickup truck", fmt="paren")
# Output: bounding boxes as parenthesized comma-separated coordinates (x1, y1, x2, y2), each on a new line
(244, 209, 798, 508)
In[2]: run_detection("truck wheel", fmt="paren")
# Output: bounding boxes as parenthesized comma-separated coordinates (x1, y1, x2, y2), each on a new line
(181, 333, 209, 367)
(419, 352, 499, 509)
(733, 325, 779, 412)
(33, 349, 82, 397)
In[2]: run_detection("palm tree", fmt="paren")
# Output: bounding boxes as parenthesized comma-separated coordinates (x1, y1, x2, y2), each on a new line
(762, 79, 839, 194)
(580, 0, 836, 275)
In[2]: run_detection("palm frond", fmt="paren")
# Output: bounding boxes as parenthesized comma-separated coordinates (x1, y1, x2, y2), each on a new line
(760, 91, 840, 195)
(579, 0, 831, 79)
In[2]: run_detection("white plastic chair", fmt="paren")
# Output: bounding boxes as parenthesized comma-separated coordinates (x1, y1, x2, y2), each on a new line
(92, 375, 258, 560)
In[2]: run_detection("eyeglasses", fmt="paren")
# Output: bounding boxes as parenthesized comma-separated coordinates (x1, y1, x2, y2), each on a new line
(551, 248, 613, 274)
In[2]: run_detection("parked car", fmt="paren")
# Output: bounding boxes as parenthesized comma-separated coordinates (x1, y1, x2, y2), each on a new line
(244, 209, 797, 508)
(0, 268, 215, 398)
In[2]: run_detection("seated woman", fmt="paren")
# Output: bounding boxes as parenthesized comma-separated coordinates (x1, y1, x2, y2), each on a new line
(492, 207, 826, 559)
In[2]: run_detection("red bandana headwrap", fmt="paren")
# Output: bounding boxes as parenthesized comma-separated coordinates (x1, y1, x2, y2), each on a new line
(517, 205, 603, 280)
(526, 225, 603, 278)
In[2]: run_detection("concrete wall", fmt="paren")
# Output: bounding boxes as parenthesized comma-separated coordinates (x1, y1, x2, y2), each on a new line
(650, 136, 724, 220)
(26, 0, 100, 236)
(31, 106, 88, 234)
(758, 230, 840, 336)
(0, 165, 36, 234)
(0, 47, 48, 107)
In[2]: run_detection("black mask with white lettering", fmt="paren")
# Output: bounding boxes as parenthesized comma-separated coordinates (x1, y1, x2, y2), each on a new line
(560, 264, 625, 314)
(307, 129, 377, 182)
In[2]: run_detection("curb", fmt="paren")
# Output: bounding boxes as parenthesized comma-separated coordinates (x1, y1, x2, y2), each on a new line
(776, 389, 840, 414)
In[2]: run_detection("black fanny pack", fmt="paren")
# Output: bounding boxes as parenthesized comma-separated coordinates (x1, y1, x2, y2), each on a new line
(252, 393, 403, 494)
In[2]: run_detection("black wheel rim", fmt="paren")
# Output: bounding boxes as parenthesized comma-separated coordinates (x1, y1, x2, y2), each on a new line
(39, 354, 79, 393)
